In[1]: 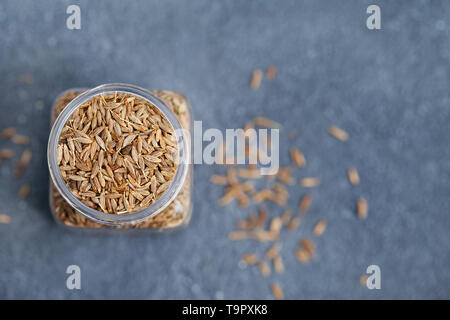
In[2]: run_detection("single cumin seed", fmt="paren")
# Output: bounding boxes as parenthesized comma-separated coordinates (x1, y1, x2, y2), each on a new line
(348, 167, 360, 185)
(258, 261, 271, 277)
(18, 184, 30, 199)
(328, 126, 349, 142)
(271, 282, 284, 300)
(250, 69, 263, 90)
(357, 198, 368, 219)
(273, 256, 284, 274)
(0, 214, 11, 224)
(1, 127, 16, 139)
(300, 177, 320, 188)
(12, 134, 30, 145)
(313, 219, 327, 237)
(290, 147, 306, 168)
(266, 66, 277, 81)
(299, 194, 312, 215)
(253, 116, 281, 129)
(360, 275, 368, 286)
(241, 253, 259, 265)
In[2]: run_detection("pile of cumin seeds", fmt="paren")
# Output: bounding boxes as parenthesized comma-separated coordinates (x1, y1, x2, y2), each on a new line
(51, 90, 192, 229)
(211, 117, 368, 299)
(57, 92, 178, 214)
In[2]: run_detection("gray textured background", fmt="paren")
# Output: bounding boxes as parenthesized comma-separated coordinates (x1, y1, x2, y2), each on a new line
(0, 0, 449, 299)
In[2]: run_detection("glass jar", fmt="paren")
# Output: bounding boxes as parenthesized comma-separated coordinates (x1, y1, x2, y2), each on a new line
(47, 84, 192, 230)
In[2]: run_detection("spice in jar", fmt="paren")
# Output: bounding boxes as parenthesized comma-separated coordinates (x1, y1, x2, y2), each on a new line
(48, 84, 192, 229)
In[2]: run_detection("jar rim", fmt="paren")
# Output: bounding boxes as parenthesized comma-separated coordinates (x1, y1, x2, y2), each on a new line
(47, 83, 189, 226)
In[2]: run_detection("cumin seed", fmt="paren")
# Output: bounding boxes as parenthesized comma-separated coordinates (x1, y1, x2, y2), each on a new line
(1, 127, 16, 139)
(313, 219, 326, 237)
(328, 126, 349, 142)
(300, 177, 320, 188)
(348, 167, 360, 185)
(250, 69, 263, 90)
(0, 214, 11, 224)
(299, 193, 312, 215)
(290, 147, 306, 168)
(12, 134, 30, 145)
(258, 261, 271, 277)
(18, 184, 30, 199)
(271, 282, 284, 299)
(266, 66, 277, 81)
(357, 198, 368, 219)
(241, 253, 259, 265)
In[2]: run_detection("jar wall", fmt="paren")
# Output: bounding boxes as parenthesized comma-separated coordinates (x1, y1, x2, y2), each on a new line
(49, 88, 193, 230)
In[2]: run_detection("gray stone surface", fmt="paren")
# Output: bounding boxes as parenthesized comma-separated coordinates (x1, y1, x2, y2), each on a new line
(0, 0, 449, 299)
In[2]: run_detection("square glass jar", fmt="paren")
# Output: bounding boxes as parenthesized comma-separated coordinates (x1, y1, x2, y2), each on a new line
(48, 84, 193, 230)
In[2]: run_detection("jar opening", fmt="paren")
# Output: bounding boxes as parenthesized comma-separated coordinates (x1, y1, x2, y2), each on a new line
(48, 83, 189, 226)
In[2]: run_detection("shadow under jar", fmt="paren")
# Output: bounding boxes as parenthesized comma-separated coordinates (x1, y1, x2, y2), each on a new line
(47, 84, 193, 230)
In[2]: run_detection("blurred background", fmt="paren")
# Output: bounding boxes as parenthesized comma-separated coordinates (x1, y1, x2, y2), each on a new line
(0, 0, 449, 299)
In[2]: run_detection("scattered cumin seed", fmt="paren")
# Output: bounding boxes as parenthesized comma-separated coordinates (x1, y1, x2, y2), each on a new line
(265, 242, 281, 260)
(253, 189, 273, 203)
(295, 248, 312, 264)
(269, 217, 283, 234)
(219, 189, 237, 206)
(251, 230, 279, 242)
(243, 121, 254, 132)
(14, 149, 32, 178)
(281, 209, 292, 225)
(348, 167, 360, 185)
(1, 127, 15, 139)
(290, 147, 306, 168)
(256, 207, 268, 229)
(277, 167, 295, 185)
(227, 169, 239, 185)
(286, 217, 301, 231)
(0, 214, 11, 224)
(271, 282, 284, 300)
(258, 261, 271, 277)
(12, 134, 30, 145)
(313, 219, 326, 237)
(250, 69, 263, 90)
(228, 231, 248, 240)
(210, 174, 228, 185)
(241, 253, 259, 265)
(0, 148, 14, 159)
(357, 198, 368, 219)
(266, 65, 277, 80)
(360, 275, 368, 287)
(300, 177, 320, 188)
(299, 193, 312, 215)
(300, 238, 315, 255)
(328, 126, 349, 142)
(273, 256, 284, 274)
(237, 193, 250, 208)
(18, 184, 30, 199)
(236, 220, 252, 230)
(236, 168, 261, 179)
(21, 149, 32, 165)
(253, 116, 281, 129)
